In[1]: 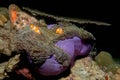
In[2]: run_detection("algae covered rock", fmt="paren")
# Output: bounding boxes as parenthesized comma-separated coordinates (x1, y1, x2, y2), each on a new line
(0, 7, 8, 27)
(59, 57, 108, 80)
(0, 7, 9, 19)
(114, 68, 120, 80)
(0, 54, 20, 80)
(0, 62, 8, 80)
(0, 14, 8, 27)
(95, 51, 120, 73)
(95, 51, 115, 66)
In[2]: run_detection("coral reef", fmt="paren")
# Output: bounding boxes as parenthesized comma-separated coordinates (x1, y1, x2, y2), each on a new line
(0, 4, 96, 77)
(59, 57, 109, 80)
(0, 4, 117, 80)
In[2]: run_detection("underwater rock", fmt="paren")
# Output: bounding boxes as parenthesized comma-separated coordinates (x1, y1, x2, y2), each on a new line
(59, 57, 108, 80)
(0, 7, 8, 27)
(114, 68, 120, 80)
(0, 54, 20, 80)
(115, 74, 120, 80)
(0, 14, 7, 27)
(0, 29, 12, 56)
(0, 7, 9, 19)
(0, 62, 8, 80)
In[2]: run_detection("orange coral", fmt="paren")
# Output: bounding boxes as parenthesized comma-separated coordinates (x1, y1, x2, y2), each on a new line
(11, 10, 17, 23)
(30, 24, 41, 34)
(34, 27, 41, 34)
(9, 4, 18, 23)
(56, 27, 63, 34)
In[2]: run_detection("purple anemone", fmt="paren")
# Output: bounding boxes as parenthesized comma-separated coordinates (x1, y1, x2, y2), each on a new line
(37, 55, 65, 76)
(38, 36, 92, 76)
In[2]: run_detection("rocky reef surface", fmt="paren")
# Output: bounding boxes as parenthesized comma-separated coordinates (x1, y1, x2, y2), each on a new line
(59, 57, 107, 80)
(59, 51, 120, 80)
(0, 54, 20, 79)
(0, 4, 119, 80)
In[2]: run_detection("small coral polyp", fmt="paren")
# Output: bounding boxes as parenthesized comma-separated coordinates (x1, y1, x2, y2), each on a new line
(56, 27, 63, 34)
(30, 24, 41, 34)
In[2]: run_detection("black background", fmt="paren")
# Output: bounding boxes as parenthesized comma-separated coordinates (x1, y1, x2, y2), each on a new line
(0, 0, 119, 57)
(0, 0, 114, 23)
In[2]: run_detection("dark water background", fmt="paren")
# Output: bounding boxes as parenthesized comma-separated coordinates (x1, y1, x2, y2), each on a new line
(0, 0, 119, 57)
